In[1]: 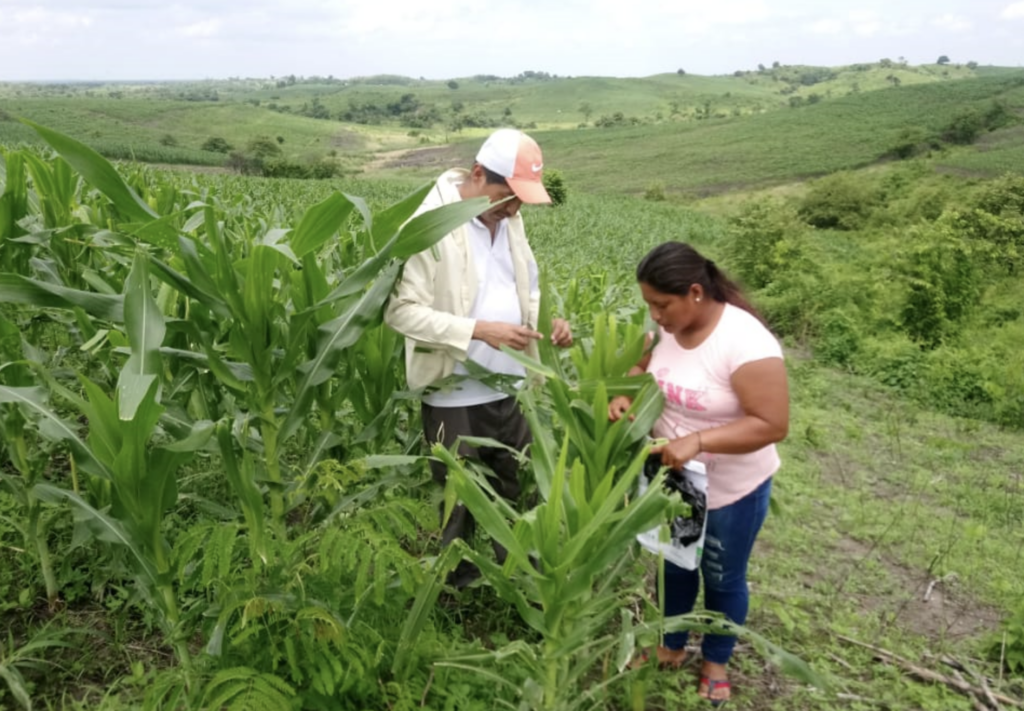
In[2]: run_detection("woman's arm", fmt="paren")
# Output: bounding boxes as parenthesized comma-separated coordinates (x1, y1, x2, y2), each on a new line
(652, 357, 789, 468)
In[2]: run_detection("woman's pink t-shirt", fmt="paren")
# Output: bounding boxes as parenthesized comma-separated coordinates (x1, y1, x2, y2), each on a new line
(648, 303, 783, 510)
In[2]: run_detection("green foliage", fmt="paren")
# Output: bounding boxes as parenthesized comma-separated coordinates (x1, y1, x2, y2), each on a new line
(0, 624, 76, 710)
(541, 168, 567, 206)
(812, 308, 862, 367)
(246, 135, 282, 160)
(798, 171, 878, 230)
(201, 136, 232, 153)
(642, 181, 665, 201)
(200, 668, 296, 711)
(943, 108, 985, 144)
(724, 198, 808, 289)
(989, 598, 1024, 675)
(889, 126, 932, 159)
(897, 224, 980, 347)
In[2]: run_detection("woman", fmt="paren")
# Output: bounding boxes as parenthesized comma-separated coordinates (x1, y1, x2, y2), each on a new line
(609, 241, 789, 706)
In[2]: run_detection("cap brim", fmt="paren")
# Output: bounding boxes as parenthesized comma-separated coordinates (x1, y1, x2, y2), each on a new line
(507, 178, 551, 205)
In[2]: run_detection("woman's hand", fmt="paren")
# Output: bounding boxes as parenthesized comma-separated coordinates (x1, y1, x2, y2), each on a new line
(608, 395, 633, 422)
(649, 433, 701, 470)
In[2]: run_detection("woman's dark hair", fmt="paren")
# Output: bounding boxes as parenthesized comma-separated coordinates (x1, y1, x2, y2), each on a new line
(636, 241, 765, 323)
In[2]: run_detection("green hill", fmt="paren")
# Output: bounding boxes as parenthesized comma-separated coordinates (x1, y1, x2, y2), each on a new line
(2, 65, 1022, 192)
(368, 72, 1024, 195)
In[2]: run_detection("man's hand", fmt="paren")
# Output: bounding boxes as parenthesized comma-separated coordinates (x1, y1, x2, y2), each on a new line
(608, 395, 633, 422)
(474, 321, 543, 351)
(549, 318, 573, 348)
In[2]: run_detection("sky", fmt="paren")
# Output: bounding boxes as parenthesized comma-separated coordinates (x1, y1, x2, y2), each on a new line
(0, 0, 1022, 81)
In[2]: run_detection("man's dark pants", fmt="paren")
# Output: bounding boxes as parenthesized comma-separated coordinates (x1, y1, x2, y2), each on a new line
(421, 397, 531, 586)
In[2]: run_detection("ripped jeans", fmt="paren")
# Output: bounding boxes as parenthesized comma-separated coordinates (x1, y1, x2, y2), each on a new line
(662, 476, 772, 665)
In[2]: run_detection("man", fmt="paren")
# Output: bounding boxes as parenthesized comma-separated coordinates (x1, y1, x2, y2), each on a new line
(384, 128, 572, 587)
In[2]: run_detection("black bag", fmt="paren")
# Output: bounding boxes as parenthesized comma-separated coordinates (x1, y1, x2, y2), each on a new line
(644, 454, 707, 547)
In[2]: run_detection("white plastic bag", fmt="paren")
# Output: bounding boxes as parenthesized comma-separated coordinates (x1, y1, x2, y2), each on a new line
(636, 456, 708, 570)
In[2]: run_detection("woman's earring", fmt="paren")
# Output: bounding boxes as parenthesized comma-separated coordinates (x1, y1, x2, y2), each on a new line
(696, 297, 702, 303)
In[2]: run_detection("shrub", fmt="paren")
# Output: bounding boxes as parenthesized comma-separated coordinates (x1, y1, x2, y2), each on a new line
(813, 309, 862, 368)
(159, 134, 178, 147)
(247, 135, 283, 160)
(943, 108, 984, 144)
(725, 198, 807, 289)
(643, 182, 666, 202)
(798, 172, 877, 230)
(889, 126, 930, 159)
(860, 334, 925, 392)
(542, 169, 568, 206)
(897, 224, 980, 348)
(201, 136, 232, 153)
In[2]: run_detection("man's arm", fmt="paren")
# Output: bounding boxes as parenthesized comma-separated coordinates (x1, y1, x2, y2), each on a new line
(384, 250, 476, 360)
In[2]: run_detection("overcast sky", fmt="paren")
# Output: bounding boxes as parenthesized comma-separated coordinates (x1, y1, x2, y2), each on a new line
(1, 0, 1022, 81)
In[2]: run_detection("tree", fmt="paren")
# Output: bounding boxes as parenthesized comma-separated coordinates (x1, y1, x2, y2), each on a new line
(578, 101, 593, 122)
(247, 135, 282, 160)
(201, 136, 232, 153)
(447, 80, 459, 90)
(937, 55, 951, 65)
(676, 68, 686, 75)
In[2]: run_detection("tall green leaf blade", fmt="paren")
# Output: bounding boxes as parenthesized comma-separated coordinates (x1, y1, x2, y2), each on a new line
(0, 383, 111, 479)
(279, 260, 401, 442)
(118, 252, 165, 420)
(0, 149, 28, 242)
(289, 192, 355, 259)
(389, 196, 491, 259)
(33, 483, 160, 588)
(0, 274, 124, 322)
(20, 119, 159, 224)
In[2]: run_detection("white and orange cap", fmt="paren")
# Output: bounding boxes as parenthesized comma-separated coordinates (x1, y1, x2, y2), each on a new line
(475, 128, 551, 204)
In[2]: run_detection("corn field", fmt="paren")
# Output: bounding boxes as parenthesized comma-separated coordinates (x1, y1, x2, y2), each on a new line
(0, 124, 816, 711)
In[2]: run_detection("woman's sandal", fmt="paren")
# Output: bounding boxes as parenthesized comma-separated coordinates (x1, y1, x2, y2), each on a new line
(698, 676, 731, 707)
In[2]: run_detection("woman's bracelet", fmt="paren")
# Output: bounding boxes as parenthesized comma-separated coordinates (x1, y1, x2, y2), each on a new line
(696, 431, 703, 453)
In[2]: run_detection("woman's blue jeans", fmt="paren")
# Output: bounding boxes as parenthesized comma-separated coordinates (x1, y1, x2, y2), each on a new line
(662, 476, 772, 665)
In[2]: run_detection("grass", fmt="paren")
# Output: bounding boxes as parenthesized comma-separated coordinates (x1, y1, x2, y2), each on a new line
(4, 64, 1022, 187)
(631, 357, 1024, 710)
(2, 85, 1024, 708)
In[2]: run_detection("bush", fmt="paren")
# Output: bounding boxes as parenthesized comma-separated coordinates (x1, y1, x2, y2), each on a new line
(889, 126, 930, 159)
(159, 134, 178, 147)
(859, 334, 925, 392)
(943, 108, 984, 144)
(542, 169, 567, 206)
(798, 172, 877, 230)
(725, 198, 807, 289)
(897, 224, 980, 348)
(813, 309, 862, 368)
(643, 182, 666, 202)
(201, 136, 233, 153)
(247, 135, 282, 160)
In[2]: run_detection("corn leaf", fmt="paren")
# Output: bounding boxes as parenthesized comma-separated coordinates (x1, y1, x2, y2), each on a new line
(20, 119, 158, 224)
(117, 252, 165, 420)
(289, 192, 355, 259)
(0, 274, 123, 322)
(33, 483, 160, 587)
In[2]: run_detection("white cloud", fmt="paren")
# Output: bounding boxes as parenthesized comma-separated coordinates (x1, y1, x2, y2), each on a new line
(932, 13, 972, 31)
(805, 19, 843, 34)
(1002, 2, 1024, 18)
(178, 18, 222, 38)
(8, 7, 93, 28)
(852, 21, 882, 37)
